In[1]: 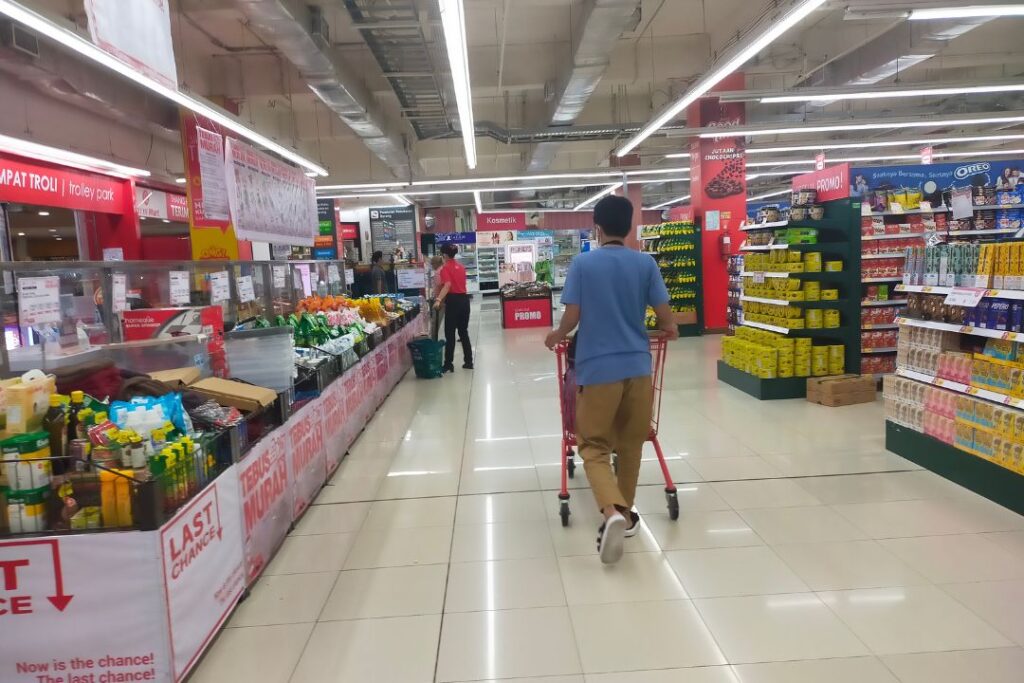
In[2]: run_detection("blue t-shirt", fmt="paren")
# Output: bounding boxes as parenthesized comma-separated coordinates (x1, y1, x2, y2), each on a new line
(561, 246, 670, 386)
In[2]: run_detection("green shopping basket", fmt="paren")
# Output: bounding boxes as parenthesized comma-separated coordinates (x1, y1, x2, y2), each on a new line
(408, 336, 446, 379)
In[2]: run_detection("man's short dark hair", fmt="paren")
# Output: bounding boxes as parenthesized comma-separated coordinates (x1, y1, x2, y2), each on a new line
(371, 250, 383, 263)
(593, 195, 634, 238)
(440, 243, 459, 258)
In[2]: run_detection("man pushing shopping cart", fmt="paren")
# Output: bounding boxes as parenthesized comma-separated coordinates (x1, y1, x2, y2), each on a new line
(545, 195, 679, 565)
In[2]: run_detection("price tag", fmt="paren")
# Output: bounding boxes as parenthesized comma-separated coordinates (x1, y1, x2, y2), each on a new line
(209, 271, 230, 303)
(237, 275, 256, 303)
(944, 287, 986, 308)
(919, 200, 933, 213)
(889, 201, 904, 214)
(327, 264, 341, 284)
(112, 274, 127, 313)
(345, 268, 354, 286)
(952, 187, 974, 220)
(18, 276, 61, 326)
(753, 272, 766, 284)
(272, 265, 286, 289)
(169, 271, 190, 305)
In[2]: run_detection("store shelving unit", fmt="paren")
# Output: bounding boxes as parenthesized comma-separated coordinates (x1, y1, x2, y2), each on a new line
(718, 198, 862, 399)
(727, 254, 743, 334)
(458, 248, 479, 294)
(477, 245, 500, 294)
(645, 220, 704, 337)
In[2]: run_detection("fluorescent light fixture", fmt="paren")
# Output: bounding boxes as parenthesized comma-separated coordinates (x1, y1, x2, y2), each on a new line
(748, 133, 1024, 155)
(401, 181, 620, 197)
(704, 114, 1024, 138)
(48, 228, 57, 232)
(910, 5, 1024, 20)
(664, 152, 691, 159)
(438, 0, 477, 169)
(0, 132, 150, 177)
(0, 1, 327, 176)
(37, 211, 49, 216)
(410, 171, 621, 186)
(575, 183, 621, 211)
(746, 160, 816, 168)
(162, 219, 170, 223)
(16, 232, 24, 236)
(389, 194, 414, 206)
(648, 194, 690, 210)
(617, 0, 827, 156)
(318, 182, 409, 191)
(473, 190, 483, 213)
(175, 177, 187, 184)
(762, 83, 1024, 104)
(55, 237, 62, 241)
(747, 170, 804, 180)
(749, 188, 791, 201)
(627, 166, 690, 177)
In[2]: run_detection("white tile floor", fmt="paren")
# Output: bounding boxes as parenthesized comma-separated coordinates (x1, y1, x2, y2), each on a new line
(191, 305, 1024, 682)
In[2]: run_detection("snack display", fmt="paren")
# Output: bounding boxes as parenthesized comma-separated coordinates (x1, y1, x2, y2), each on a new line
(650, 220, 702, 328)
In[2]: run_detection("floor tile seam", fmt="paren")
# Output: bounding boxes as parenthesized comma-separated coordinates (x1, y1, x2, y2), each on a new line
(766, 536, 939, 591)
(803, 586, 916, 660)
(873, 647, 1019, 683)
(663, 544, 814, 598)
(933, 580, 1024, 647)
(282, 611, 322, 683)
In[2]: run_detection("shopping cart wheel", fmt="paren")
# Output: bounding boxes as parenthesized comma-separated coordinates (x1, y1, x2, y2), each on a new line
(559, 493, 571, 527)
(666, 489, 680, 521)
(566, 449, 576, 479)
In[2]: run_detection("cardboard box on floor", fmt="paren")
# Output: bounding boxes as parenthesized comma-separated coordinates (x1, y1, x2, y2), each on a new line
(806, 374, 877, 407)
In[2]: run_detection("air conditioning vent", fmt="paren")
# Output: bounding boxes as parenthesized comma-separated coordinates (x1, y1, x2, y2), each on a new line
(309, 6, 329, 44)
(10, 23, 39, 57)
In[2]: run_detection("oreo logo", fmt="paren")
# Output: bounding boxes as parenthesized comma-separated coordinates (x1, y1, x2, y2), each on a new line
(955, 162, 990, 179)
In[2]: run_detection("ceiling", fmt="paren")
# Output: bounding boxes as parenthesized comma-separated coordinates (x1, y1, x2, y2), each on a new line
(3, 0, 1024, 211)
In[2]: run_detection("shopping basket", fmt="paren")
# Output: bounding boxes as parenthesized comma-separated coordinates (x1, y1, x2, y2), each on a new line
(408, 336, 445, 379)
(553, 334, 678, 527)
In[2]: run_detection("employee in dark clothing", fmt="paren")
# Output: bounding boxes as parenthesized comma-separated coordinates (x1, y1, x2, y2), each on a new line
(370, 251, 387, 294)
(434, 244, 473, 372)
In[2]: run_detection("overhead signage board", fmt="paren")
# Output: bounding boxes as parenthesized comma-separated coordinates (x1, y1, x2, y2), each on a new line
(792, 163, 851, 202)
(369, 206, 417, 257)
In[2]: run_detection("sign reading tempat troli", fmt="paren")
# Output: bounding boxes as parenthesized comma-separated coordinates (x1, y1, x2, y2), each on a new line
(0, 152, 128, 213)
(687, 72, 747, 331)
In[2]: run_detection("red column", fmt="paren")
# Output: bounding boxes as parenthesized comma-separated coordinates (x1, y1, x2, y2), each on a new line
(85, 178, 143, 260)
(688, 72, 747, 332)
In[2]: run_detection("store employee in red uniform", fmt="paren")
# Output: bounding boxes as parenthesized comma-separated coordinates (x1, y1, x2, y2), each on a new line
(434, 243, 473, 372)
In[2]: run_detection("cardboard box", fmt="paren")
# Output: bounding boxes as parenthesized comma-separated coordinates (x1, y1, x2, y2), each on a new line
(807, 374, 877, 407)
(189, 377, 278, 413)
(148, 367, 201, 390)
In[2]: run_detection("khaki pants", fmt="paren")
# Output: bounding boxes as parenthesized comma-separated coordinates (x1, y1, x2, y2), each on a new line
(575, 376, 653, 512)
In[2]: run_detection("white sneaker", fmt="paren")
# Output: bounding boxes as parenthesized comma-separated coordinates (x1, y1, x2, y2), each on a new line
(624, 511, 641, 538)
(597, 513, 627, 564)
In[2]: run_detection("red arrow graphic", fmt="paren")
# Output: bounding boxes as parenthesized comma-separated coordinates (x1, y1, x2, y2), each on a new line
(0, 538, 73, 611)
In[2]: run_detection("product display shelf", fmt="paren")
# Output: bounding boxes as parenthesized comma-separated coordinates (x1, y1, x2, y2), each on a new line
(727, 254, 744, 334)
(651, 219, 703, 337)
(886, 420, 1024, 517)
(740, 220, 789, 232)
(896, 367, 1024, 410)
(870, 203, 1024, 217)
(898, 284, 1024, 300)
(718, 198, 862, 400)
(897, 316, 1024, 342)
(863, 299, 909, 307)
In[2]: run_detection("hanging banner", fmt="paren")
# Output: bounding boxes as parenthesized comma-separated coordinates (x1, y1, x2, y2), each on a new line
(0, 533, 172, 683)
(0, 153, 127, 213)
(224, 138, 317, 246)
(286, 402, 326, 519)
(160, 466, 245, 682)
(85, 0, 178, 88)
(369, 206, 417, 257)
(238, 430, 292, 583)
(792, 163, 851, 203)
(180, 113, 240, 260)
(476, 212, 528, 231)
(850, 159, 1024, 205)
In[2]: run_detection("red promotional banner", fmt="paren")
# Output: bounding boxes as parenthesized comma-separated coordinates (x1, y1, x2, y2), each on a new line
(0, 152, 128, 213)
(339, 221, 359, 240)
(502, 297, 554, 329)
(286, 403, 326, 518)
(792, 163, 851, 202)
(237, 431, 291, 583)
(476, 212, 528, 230)
(321, 380, 347, 476)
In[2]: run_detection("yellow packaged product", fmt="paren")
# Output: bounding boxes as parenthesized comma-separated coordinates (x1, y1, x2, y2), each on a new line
(795, 337, 812, 352)
(803, 281, 820, 301)
(821, 288, 839, 300)
(803, 252, 822, 272)
(795, 356, 811, 377)
(825, 260, 843, 272)
(805, 309, 823, 329)
(828, 344, 845, 374)
(812, 346, 829, 377)
(824, 309, 840, 328)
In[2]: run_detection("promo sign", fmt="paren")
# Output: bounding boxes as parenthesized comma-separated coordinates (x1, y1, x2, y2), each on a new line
(238, 430, 292, 583)
(225, 138, 318, 246)
(792, 163, 851, 202)
(286, 402, 326, 518)
(180, 112, 240, 260)
(0, 533, 172, 683)
(160, 468, 245, 682)
(135, 186, 190, 221)
(502, 297, 553, 329)
(476, 212, 528, 231)
(320, 379, 348, 476)
(0, 152, 127, 214)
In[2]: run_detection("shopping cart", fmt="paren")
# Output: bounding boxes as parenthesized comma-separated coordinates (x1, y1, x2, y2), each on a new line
(553, 334, 679, 527)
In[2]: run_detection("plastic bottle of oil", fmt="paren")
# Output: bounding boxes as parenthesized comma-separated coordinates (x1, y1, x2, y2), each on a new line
(43, 394, 67, 475)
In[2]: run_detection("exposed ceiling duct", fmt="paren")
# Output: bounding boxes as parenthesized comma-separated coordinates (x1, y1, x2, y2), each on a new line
(233, 0, 416, 177)
(525, 0, 641, 173)
(792, 12, 994, 105)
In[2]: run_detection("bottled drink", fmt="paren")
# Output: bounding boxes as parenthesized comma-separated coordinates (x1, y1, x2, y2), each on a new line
(66, 391, 85, 456)
(43, 394, 68, 475)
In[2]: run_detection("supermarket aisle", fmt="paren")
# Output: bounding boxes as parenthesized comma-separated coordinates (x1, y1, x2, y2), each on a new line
(192, 303, 1024, 683)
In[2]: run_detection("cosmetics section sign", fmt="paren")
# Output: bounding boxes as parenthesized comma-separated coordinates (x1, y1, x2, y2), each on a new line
(0, 152, 127, 213)
(225, 138, 318, 246)
(792, 163, 850, 202)
(476, 212, 528, 230)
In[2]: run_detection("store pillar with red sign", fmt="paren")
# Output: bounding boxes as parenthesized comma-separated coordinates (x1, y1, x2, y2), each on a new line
(0, 150, 142, 259)
(687, 73, 747, 331)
